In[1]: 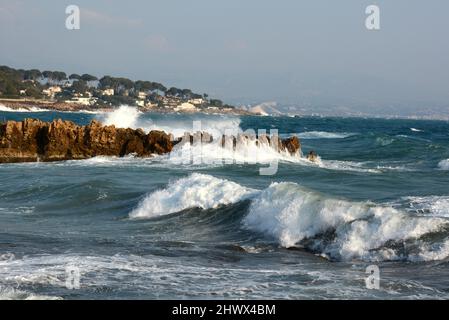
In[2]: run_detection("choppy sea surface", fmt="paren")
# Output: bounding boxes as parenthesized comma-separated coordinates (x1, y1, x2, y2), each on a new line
(1, 106, 449, 299)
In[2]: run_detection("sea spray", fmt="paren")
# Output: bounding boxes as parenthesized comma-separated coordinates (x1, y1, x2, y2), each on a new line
(438, 159, 449, 170)
(130, 174, 449, 262)
(129, 173, 257, 218)
(101, 105, 141, 129)
(97, 106, 242, 138)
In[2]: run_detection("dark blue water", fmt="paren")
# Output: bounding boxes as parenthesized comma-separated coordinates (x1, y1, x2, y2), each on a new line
(1, 108, 449, 299)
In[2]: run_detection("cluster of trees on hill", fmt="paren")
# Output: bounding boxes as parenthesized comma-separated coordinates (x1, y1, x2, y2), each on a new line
(0, 66, 44, 98)
(0, 65, 230, 109)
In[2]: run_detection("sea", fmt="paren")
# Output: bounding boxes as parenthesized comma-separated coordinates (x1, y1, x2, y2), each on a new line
(1, 105, 449, 299)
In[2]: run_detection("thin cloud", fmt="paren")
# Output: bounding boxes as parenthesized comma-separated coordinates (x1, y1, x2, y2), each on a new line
(0, 1, 23, 23)
(82, 8, 143, 28)
(143, 34, 172, 52)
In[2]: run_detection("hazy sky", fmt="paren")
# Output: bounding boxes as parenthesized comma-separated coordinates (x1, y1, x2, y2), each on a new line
(1, 0, 449, 114)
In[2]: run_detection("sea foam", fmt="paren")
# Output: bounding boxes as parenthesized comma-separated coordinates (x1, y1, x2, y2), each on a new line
(243, 182, 448, 261)
(97, 105, 241, 138)
(0, 105, 50, 112)
(130, 174, 449, 262)
(438, 159, 449, 170)
(297, 131, 355, 139)
(129, 173, 257, 218)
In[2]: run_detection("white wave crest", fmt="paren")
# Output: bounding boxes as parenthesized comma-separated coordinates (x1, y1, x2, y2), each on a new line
(129, 173, 257, 219)
(438, 159, 449, 170)
(297, 131, 355, 139)
(0, 287, 62, 300)
(97, 105, 241, 138)
(128, 174, 449, 262)
(164, 136, 302, 167)
(243, 182, 448, 261)
(402, 196, 449, 218)
(0, 105, 50, 112)
(100, 105, 142, 128)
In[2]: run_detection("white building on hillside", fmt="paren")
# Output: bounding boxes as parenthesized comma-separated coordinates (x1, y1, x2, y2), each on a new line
(188, 98, 205, 105)
(65, 96, 97, 106)
(137, 91, 147, 99)
(42, 86, 62, 98)
(101, 88, 115, 96)
(174, 102, 197, 112)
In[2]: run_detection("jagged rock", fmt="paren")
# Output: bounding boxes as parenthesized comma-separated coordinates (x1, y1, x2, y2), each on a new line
(306, 150, 318, 162)
(174, 132, 214, 146)
(0, 119, 173, 163)
(281, 136, 301, 155)
(0, 118, 302, 163)
(144, 130, 174, 155)
(219, 133, 300, 156)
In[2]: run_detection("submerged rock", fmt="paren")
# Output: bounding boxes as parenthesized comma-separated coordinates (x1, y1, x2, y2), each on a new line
(0, 119, 173, 163)
(306, 150, 319, 162)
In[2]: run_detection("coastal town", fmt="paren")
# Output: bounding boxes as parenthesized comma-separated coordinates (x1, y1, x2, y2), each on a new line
(0, 65, 249, 114)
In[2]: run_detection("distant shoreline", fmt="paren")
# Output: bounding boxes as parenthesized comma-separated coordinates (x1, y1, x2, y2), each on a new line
(0, 98, 252, 116)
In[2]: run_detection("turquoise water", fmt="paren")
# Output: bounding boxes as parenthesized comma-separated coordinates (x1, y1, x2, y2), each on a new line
(1, 108, 449, 299)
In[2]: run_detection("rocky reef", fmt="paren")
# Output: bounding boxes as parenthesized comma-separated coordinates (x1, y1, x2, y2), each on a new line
(0, 118, 302, 163)
(175, 131, 301, 156)
(0, 119, 173, 163)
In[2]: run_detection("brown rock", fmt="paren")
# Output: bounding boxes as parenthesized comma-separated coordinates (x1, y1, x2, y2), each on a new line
(0, 119, 175, 163)
(306, 150, 319, 162)
(281, 136, 301, 155)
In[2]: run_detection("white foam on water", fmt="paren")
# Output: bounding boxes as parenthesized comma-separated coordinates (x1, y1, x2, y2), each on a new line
(438, 159, 449, 170)
(0, 105, 50, 112)
(129, 173, 258, 219)
(0, 287, 62, 300)
(100, 105, 142, 129)
(144, 117, 242, 139)
(96, 105, 242, 138)
(297, 131, 356, 139)
(164, 137, 303, 167)
(243, 182, 449, 261)
(410, 239, 449, 262)
(315, 159, 382, 173)
(402, 196, 449, 218)
(128, 174, 449, 262)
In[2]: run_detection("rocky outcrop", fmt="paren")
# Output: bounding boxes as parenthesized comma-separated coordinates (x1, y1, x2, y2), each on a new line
(0, 119, 173, 163)
(175, 131, 301, 156)
(0, 118, 303, 163)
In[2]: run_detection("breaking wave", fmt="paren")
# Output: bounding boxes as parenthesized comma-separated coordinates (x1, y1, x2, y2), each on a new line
(130, 174, 449, 262)
(243, 182, 449, 262)
(438, 159, 449, 170)
(0, 105, 50, 112)
(101, 105, 142, 129)
(0, 287, 62, 300)
(398, 196, 449, 218)
(163, 136, 303, 166)
(129, 173, 257, 218)
(297, 131, 356, 139)
(97, 105, 241, 138)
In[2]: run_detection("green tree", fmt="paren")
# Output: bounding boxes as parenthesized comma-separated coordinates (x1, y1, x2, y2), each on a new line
(71, 80, 88, 94)
(42, 71, 54, 82)
(69, 74, 81, 80)
(24, 69, 42, 81)
(24, 86, 43, 99)
(210, 99, 223, 107)
(52, 71, 67, 82)
(80, 74, 98, 82)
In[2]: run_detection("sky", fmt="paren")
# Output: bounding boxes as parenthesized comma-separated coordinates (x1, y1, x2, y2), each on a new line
(1, 0, 449, 116)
